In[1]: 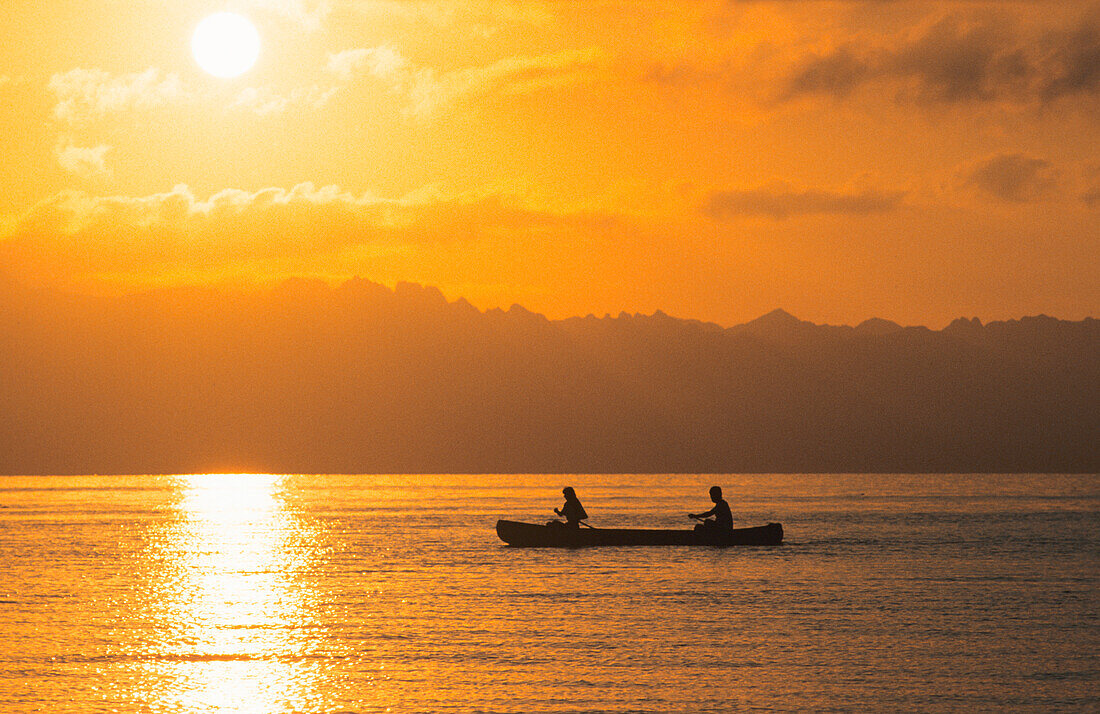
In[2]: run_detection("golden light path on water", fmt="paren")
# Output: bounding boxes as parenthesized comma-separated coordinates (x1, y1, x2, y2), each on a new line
(1, 474, 1097, 711)
(139, 474, 322, 712)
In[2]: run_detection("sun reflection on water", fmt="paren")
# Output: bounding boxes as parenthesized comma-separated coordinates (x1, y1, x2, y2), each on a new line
(138, 473, 322, 713)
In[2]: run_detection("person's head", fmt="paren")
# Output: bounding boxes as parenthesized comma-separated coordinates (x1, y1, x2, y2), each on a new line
(563, 486, 576, 499)
(709, 485, 722, 502)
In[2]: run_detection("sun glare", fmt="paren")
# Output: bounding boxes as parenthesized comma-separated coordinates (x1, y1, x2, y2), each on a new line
(191, 12, 260, 78)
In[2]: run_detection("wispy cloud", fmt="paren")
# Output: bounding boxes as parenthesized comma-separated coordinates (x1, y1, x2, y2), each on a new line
(0, 184, 601, 286)
(41, 40, 603, 180)
(1081, 163, 1100, 207)
(49, 68, 187, 124)
(704, 183, 906, 220)
(961, 153, 1059, 203)
(231, 85, 339, 115)
(327, 46, 408, 81)
(638, 6, 1100, 114)
(243, 0, 330, 32)
(337, 0, 552, 32)
(55, 142, 111, 179)
(48, 65, 338, 123)
(328, 44, 605, 117)
(780, 10, 1100, 106)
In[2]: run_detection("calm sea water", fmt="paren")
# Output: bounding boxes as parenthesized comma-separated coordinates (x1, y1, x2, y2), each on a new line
(0, 474, 1096, 712)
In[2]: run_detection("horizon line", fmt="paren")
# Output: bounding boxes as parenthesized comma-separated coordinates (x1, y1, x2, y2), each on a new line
(3, 272, 1096, 332)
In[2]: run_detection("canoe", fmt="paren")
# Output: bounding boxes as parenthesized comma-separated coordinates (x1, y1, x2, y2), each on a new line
(496, 520, 783, 547)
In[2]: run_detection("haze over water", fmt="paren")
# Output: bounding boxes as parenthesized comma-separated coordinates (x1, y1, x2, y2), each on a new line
(1, 473, 1096, 712)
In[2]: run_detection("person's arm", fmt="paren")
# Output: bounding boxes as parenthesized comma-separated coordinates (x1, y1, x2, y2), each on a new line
(689, 506, 717, 519)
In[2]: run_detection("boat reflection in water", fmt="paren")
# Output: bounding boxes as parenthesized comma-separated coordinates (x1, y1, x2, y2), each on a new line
(135, 474, 323, 713)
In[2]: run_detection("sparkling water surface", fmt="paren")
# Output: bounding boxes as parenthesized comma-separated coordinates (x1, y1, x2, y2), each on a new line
(0, 474, 1097, 712)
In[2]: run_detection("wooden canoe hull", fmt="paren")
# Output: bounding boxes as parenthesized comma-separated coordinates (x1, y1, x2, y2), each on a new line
(496, 520, 783, 547)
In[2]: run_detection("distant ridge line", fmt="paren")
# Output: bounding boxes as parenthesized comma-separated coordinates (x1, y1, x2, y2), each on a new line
(1, 275, 1097, 474)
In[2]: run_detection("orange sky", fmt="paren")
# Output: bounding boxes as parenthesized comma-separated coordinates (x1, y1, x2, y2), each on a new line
(0, 0, 1097, 327)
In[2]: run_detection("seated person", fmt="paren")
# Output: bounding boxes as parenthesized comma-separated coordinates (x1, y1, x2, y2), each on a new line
(551, 486, 588, 528)
(689, 486, 733, 531)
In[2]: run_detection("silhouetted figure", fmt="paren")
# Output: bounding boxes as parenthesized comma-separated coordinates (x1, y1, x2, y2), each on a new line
(690, 485, 733, 532)
(551, 486, 588, 528)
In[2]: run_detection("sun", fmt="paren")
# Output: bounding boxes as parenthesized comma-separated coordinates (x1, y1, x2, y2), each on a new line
(191, 12, 260, 78)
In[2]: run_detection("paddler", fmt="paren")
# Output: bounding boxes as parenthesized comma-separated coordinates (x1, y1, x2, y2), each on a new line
(552, 486, 588, 528)
(689, 485, 733, 531)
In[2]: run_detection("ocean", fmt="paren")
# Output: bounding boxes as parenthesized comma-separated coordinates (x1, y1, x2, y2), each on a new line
(0, 473, 1096, 712)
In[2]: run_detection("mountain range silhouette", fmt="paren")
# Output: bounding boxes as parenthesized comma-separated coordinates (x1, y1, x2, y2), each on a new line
(1, 275, 1096, 473)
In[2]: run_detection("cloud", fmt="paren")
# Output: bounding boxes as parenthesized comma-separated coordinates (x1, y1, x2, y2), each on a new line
(47, 42, 602, 129)
(3, 184, 400, 271)
(451, 47, 605, 96)
(410, 47, 604, 116)
(0, 184, 598, 286)
(888, 16, 1032, 103)
(961, 153, 1059, 203)
(780, 10, 1100, 106)
(0, 74, 28, 91)
(783, 46, 875, 99)
(242, 0, 330, 32)
(704, 183, 906, 220)
(46, 68, 189, 176)
(337, 0, 552, 32)
(329, 44, 605, 117)
(1040, 13, 1100, 101)
(1082, 164, 1100, 207)
(48, 64, 339, 122)
(49, 68, 187, 124)
(231, 85, 338, 115)
(55, 143, 111, 179)
(327, 46, 408, 81)
(48, 65, 334, 122)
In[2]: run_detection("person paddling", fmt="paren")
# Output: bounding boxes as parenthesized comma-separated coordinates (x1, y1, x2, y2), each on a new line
(689, 485, 733, 532)
(552, 486, 588, 528)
